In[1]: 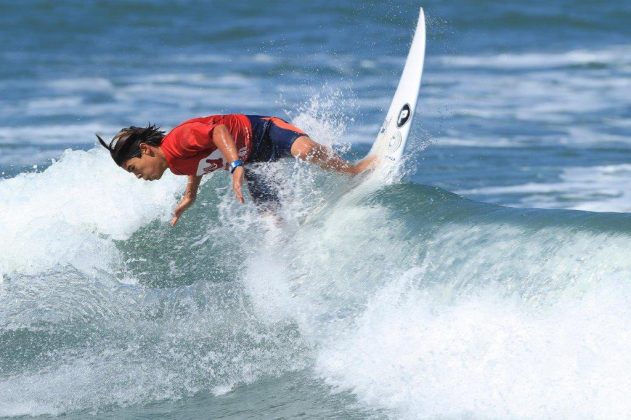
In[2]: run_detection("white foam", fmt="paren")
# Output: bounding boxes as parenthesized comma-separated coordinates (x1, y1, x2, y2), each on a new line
(0, 123, 118, 145)
(243, 245, 296, 325)
(47, 77, 114, 92)
(26, 96, 84, 113)
(171, 53, 234, 64)
(253, 53, 275, 63)
(0, 148, 62, 168)
(226, 165, 631, 419)
(421, 44, 631, 147)
(458, 164, 631, 212)
(3, 87, 630, 418)
(435, 136, 518, 147)
(300, 215, 631, 418)
(0, 148, 185, 278)
(0, 278, 308, 417)
(436, 45, 631, 69)
(317, 275, 631, 418)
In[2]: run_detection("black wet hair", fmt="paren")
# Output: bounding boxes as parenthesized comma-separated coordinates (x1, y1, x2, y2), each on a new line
(96, 124, 165, 166)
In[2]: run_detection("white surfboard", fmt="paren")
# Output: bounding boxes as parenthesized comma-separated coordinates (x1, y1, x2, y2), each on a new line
(369, 7, 426, 169)
(298, 9, 426, 226)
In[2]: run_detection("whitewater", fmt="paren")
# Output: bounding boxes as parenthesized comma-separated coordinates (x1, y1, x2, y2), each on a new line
(2, 126, 631, 418)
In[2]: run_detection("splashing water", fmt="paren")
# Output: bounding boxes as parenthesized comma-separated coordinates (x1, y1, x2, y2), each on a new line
(1, 100, 631, 419)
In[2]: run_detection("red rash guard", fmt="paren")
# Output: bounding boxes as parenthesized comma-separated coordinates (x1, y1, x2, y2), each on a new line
(160, 114, 252, 176)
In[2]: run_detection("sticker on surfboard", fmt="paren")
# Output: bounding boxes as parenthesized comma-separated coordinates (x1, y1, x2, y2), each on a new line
(369, 7, 426, 167)
(397, 104, 411, 127)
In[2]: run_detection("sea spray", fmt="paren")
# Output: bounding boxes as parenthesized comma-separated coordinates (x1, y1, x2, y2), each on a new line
(2, 113, 631, 418)
(0, 148, 184, 279)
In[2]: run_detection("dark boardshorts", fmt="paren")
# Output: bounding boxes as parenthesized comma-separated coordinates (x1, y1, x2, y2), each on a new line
(244, 115, 307, 209)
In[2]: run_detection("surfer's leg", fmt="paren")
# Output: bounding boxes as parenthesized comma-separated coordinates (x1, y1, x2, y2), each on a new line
(263, 116, 376, 175)
(290, 136, 376, 175)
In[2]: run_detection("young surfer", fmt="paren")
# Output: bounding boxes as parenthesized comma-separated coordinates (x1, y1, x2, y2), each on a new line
(97, 114, 375, 225)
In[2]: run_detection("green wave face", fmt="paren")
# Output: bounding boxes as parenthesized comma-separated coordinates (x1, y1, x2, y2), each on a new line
(2, 157, 631, 417)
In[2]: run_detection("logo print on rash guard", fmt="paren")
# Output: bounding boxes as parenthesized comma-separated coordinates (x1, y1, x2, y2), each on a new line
(196, 145, 250, 176)
(197, 149, 224, 175)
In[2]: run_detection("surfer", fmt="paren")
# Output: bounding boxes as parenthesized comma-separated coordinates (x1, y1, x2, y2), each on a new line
(97, 114, 375, 225)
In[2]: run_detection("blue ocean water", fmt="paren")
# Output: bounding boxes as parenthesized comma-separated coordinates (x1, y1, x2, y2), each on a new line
(1, 0, 630, 418)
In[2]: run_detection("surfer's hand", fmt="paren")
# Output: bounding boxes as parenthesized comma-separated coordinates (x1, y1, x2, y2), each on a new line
(170, 196, 195, 226)
(232, 166, 245, 204)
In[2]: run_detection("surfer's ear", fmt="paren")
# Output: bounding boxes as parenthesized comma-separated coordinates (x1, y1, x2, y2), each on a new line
(139, 142, 153, 155)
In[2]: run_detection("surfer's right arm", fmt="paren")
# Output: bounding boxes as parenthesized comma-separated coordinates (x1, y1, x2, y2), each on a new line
(170, 175, 202, 226)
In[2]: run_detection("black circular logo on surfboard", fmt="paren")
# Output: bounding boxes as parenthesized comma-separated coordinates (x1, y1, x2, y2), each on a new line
(397, 104, 411, 127)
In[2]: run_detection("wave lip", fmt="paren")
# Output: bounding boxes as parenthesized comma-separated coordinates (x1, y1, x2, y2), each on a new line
(0, 148, 183, 279)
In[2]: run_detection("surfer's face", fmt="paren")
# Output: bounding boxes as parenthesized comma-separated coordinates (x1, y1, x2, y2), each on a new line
(122, 144, 167, 181)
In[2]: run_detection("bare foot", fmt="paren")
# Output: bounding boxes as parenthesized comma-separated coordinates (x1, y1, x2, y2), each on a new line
(352, 154, 379, 175)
